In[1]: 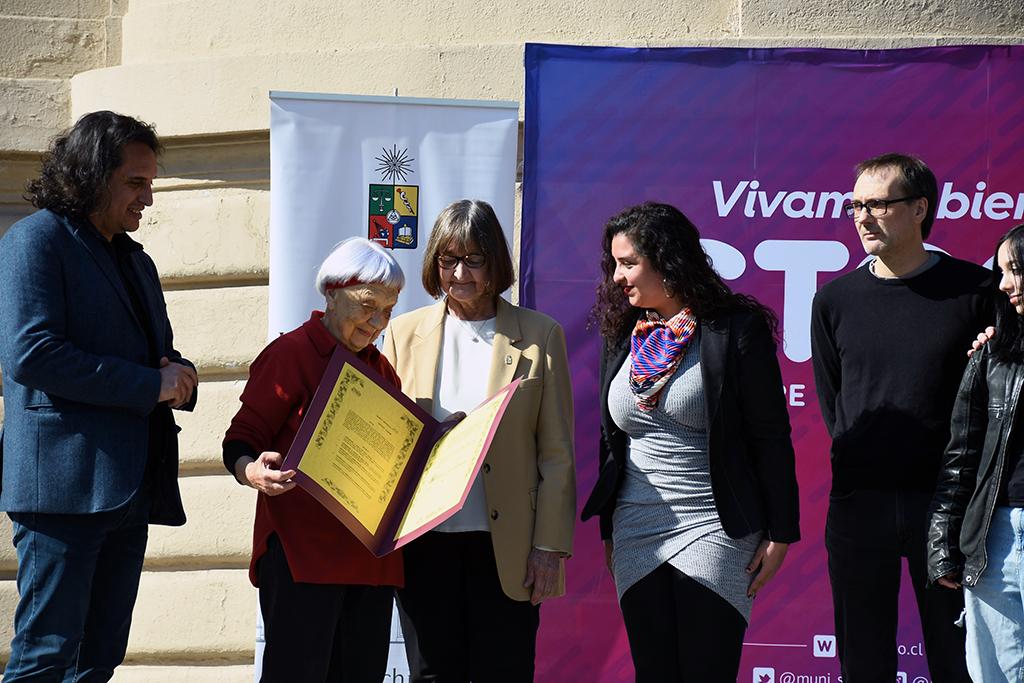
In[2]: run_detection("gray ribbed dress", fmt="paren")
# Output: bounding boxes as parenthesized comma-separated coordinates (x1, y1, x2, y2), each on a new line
(609, 336, 762, 621)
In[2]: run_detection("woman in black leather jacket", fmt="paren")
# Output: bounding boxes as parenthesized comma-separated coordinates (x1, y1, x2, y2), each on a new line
(928, 222, 1024, 681)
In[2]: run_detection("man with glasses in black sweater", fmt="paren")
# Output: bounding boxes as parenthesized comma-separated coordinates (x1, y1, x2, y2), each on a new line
(811, 153, 990, 682)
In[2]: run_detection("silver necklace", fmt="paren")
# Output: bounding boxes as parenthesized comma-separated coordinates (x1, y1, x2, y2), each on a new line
(456, 316, 489, 343)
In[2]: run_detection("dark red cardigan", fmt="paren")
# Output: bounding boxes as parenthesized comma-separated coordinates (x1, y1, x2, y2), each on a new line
(225, 311, 403, 587)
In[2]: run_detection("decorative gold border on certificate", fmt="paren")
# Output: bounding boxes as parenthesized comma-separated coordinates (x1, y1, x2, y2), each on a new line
(380, 414, 421, 504)
(319, 476, 358, 511)
(314, 369, 365, 450)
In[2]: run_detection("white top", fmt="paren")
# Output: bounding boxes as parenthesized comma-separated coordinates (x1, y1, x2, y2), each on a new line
(432, 311, 496, 533)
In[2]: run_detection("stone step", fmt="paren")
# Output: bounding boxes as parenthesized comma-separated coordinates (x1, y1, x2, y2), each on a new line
(140, 187, 268, 282)
(165, 285, 267, 371)
(0, 376, 249, 503)
(0, 472, 255, 574)
(176, 379, 246, 471)
(0, 568, 257, 663)
(71, 46, 525, 137)
(3, 1, 112, 19)
(0, 79, 68, 153)
(117, 0, 733, 66)
(111, 664, 254, 683)
(0, 15, 105, 80)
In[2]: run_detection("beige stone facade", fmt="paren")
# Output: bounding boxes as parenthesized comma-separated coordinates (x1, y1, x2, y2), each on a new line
(0, 1, 1021, 680)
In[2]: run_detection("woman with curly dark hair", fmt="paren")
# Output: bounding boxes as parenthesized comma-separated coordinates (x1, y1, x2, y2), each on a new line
(581, 202, 800, 681)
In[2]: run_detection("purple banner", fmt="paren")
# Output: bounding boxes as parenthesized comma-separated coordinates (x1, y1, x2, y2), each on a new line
(522, 44, 1024, 682)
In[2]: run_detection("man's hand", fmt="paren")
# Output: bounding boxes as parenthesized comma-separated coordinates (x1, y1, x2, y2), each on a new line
(747, 540, 789, 598)
(158, 356, 198, 407)
(967, 326, 996, 357)
(235, 451, 296, 496)
(523, 548, 562, 605)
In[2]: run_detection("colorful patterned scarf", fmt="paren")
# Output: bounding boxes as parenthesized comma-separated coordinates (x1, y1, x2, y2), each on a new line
(628, 308, 698, 412)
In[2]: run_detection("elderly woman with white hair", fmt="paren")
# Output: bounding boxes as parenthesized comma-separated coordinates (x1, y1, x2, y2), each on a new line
(222, 237, 405, 683)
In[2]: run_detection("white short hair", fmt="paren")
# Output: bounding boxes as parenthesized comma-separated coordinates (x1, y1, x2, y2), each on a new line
(315, 237, 405, 295)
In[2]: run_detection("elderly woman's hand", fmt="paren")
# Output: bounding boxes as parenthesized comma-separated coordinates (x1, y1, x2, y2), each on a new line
(523, 548, 562, 605)
(235, 451, 297, 496)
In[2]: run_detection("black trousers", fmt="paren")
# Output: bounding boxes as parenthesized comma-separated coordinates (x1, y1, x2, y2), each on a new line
(619, 562, 747, 682)
(826, 489, 971, 683)
(398, 531, 540, 683)
(258, 535, 395, 683)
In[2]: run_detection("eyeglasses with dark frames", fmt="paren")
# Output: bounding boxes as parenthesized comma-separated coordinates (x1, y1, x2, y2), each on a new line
(437, 253, 486, 269)
(842, 196, 921, 218)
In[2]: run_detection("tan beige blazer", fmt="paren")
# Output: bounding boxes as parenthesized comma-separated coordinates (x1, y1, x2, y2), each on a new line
(382, 297, 576, 601)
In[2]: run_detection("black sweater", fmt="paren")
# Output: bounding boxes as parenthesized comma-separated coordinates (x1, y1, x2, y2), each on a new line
(810, 254, 992, 493)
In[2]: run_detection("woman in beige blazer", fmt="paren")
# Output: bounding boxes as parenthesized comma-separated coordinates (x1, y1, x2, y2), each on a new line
(382, 199, 575, 683)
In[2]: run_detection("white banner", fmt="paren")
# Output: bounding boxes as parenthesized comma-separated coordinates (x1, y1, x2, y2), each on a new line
(264, 90, 518, 681)
(269, 91, 519, 338)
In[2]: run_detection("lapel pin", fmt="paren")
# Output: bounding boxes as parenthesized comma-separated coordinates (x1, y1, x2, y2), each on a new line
(505, 355, 513, 365)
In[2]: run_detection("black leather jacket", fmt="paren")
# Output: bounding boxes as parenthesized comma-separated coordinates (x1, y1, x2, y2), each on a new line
(927, 346, 1024, 587)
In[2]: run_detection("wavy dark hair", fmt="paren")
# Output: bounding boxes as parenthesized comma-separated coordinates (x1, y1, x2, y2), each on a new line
(591, 202, 779, 345)
(25, 110, 162, 219)
(989, 223, 1024, 364)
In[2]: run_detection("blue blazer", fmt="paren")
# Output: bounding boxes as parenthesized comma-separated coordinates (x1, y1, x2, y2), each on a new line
(0, 209, 195, 525)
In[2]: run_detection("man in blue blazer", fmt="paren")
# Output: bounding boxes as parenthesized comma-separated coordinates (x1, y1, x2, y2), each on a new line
(0, 111, 198, 682)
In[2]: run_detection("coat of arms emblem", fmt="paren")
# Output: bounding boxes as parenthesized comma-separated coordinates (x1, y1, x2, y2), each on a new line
(368, 145, 417, 249)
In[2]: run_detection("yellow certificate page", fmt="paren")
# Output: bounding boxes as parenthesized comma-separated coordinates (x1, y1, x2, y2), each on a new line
(395, 390, 507, 539)
(299, 364, 424, 534)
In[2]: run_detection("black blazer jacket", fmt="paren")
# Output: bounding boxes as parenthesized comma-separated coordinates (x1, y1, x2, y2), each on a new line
(580, 307, 800, 543)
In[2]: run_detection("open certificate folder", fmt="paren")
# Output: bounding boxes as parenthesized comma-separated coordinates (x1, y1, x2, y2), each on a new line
(281, 345, 520, 557)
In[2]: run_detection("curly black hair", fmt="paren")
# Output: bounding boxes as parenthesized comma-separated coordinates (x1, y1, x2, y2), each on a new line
(25, 110, 162, 219)
(591, 202, 779, 345)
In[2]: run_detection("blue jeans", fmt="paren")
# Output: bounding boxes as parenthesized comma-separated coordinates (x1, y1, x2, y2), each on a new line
(3, 488, 150, 683)
(964, 506, 1024, 682)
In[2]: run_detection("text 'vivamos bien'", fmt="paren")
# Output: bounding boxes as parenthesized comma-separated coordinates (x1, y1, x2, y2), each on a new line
(714, 180, 1024, 221)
